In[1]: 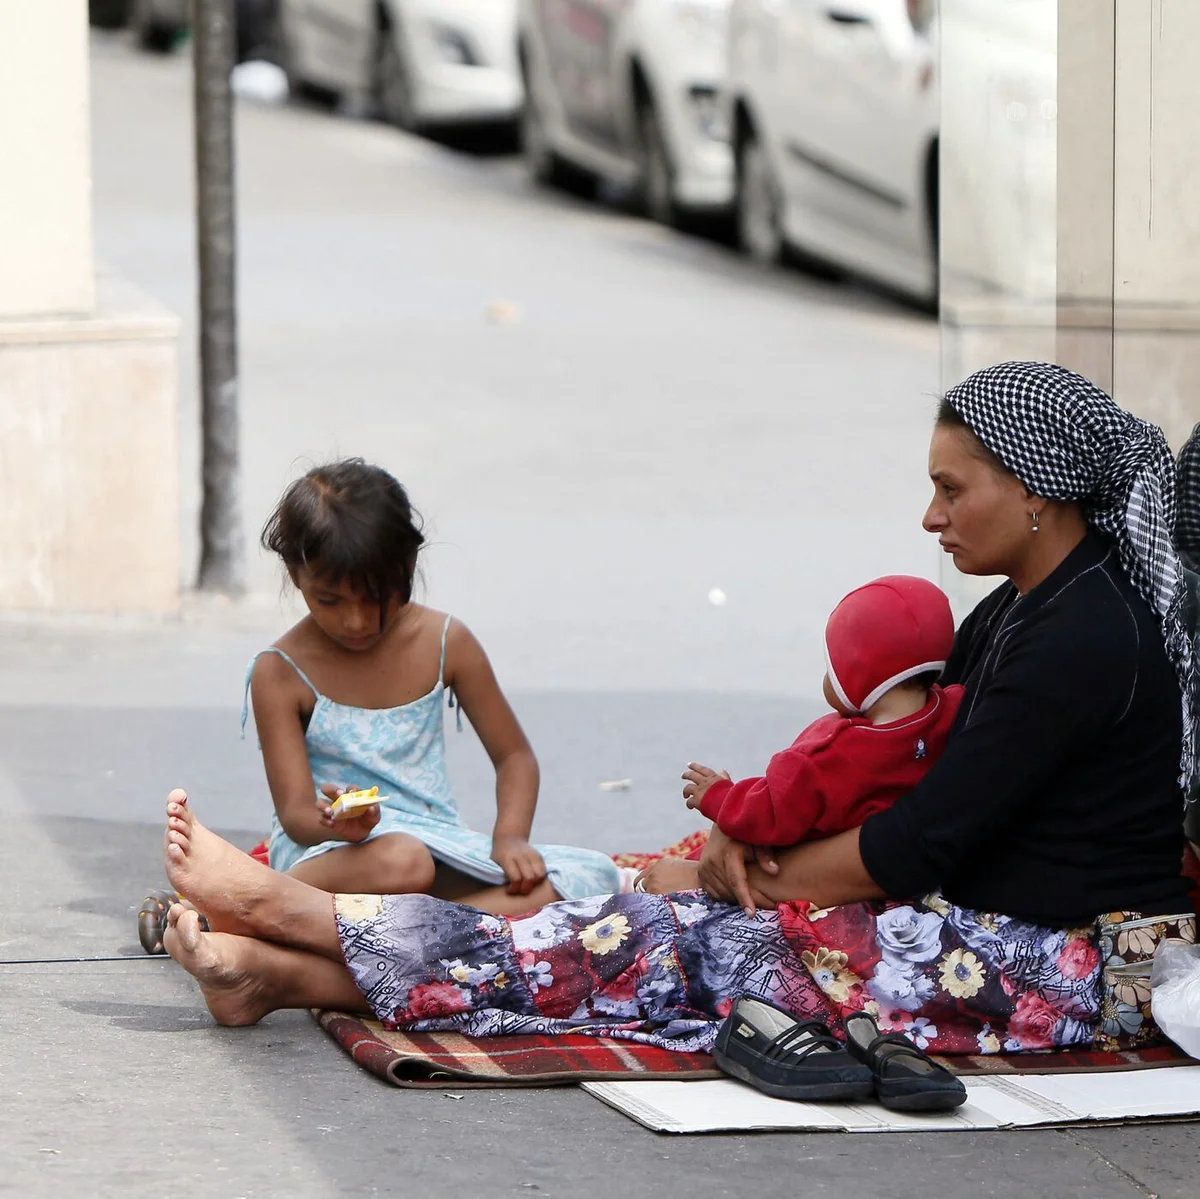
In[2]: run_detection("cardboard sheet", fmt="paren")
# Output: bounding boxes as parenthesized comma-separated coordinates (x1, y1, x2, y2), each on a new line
(582, 1066, 1200, 1134)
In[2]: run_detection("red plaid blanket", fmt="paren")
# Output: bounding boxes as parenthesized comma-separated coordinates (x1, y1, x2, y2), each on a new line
(316, 1011, 1194, 1088)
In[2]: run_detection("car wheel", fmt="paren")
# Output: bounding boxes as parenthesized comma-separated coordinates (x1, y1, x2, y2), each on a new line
(924, 140, 940, 305)
(372, 21, 418, 131)
(520, 62, 595, 197)
(521, 68, 556, 185)
(131, 0, 183, 52)
(637, 100, 676, 227)
(255, 1, 306, 95)
(90, 0, 131, 30)
(736, 128, 784, 264)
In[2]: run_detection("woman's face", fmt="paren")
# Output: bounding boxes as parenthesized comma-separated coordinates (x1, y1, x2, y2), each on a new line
(923, 424, 1033, 578)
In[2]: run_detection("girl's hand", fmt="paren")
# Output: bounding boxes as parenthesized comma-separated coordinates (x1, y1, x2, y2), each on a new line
(491, 834, 547, 896)
(682, 763, 731, 810)
(318, 783, 381, 844)
(697, 825, 774, 917)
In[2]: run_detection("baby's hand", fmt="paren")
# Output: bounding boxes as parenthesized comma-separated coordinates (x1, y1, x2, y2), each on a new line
(318, 783, 381, 843)
(682, 763, 731, 809)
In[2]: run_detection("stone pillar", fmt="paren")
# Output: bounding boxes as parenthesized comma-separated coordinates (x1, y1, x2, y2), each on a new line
(1111, 0, 1200, 451)
(938, 0, 1200, 614)
(0, 1, 181, 614)
(1054, 1, 1115, 395)
(0, 0, 94, 319)
(937, 0, 1061, 615)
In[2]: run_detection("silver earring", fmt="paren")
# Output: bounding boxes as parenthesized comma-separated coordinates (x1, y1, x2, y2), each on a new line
(1031, 510, 1040, 533)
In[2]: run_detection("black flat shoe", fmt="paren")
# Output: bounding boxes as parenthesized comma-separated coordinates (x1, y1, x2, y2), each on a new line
(844, 1012, 968, 1112)
(713, 996, 875, 1102)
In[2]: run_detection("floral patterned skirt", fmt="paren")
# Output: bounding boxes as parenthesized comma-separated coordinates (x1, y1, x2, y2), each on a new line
(334, 889, 1191, 1056)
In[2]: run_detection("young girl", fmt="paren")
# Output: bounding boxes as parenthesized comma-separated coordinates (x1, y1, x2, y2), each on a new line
(243, 458, 620, 913)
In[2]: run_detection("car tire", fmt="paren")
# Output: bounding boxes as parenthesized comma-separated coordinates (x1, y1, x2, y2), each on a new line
(256, 1, 306, 94)
(736, 127, 785, 265)
(90, 0, 131, 30)
(372, 20, 418, 131)
(520, 61, 595, 198)
(924, 139, 940, 307)
(131, 0, 183, 52)
(636, 100, 677, 227)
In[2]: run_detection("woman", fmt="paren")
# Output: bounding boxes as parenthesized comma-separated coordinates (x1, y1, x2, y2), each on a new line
(1178, 420, 1200, 831)
(1179, 421, 1200, 568)
(162, 362, 1197, 1055)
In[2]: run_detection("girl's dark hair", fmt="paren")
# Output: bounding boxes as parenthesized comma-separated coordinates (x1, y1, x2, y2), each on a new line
(935, 395, 1009, 474)
(262, 459, 425, 608)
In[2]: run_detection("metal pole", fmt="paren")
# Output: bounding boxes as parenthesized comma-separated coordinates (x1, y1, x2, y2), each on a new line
(194, 0, 244, 594)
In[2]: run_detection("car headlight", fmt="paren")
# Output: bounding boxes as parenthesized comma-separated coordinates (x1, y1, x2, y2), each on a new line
(426, 21, 478, 66)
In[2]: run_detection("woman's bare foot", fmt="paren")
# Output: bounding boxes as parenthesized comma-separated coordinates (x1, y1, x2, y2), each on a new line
(164, 789, 274, 937)
(163, 905, 272, 1026)
(162, 787, 317, 942)
(162, 789, 346, 960)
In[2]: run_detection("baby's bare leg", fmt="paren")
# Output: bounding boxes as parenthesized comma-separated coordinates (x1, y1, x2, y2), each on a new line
(288, 833, 436, 895)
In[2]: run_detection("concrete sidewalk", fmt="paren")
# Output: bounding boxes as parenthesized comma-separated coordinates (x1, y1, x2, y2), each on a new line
(2, 621, 1200, 1199)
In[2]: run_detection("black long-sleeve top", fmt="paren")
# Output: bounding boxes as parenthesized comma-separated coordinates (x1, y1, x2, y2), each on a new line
(859, 531, 1189, 927)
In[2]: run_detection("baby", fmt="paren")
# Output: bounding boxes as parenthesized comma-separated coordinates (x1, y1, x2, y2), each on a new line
(684, 576, 964, 846)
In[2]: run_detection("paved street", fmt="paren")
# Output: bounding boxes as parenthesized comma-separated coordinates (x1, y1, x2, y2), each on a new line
(2, 29, 1197, 1199)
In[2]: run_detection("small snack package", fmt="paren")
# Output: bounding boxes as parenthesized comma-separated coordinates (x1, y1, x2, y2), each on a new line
(328, 786, 381, 820)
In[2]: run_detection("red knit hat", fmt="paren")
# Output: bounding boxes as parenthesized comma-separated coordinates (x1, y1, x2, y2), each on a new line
(824, 575, 955, 714)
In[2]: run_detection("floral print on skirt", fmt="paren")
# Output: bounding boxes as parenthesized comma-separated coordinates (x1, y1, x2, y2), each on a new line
(333, 888, 1161, 1056)
(1094, 910, 1197, 1049)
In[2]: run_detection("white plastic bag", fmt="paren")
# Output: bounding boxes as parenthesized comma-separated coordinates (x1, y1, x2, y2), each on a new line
(1150, 941, 1200, 1058)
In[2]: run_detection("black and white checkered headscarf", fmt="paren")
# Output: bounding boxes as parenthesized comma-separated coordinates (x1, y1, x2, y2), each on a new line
(1178, 423, 1200, 568)
(945, 361, 1197, 798)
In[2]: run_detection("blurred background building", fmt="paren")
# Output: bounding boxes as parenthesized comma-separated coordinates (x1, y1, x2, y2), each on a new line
(0, 0, 180, 614)
(0, 0, 1196, 618)
(941, 0, 1199, 608)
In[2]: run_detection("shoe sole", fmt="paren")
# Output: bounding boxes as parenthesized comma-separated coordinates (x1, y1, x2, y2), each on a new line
(878, 1086, 969, 1113)
(712, 1045, 875, 1103)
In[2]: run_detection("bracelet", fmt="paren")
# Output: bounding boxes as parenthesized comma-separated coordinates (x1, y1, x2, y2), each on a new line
(633, 876, 647, 894)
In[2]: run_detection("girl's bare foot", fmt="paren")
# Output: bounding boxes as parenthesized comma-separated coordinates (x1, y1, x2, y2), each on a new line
(162, 905, 272, 1026)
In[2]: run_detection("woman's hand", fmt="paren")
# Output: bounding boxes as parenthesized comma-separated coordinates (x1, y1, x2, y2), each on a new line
(492, 834, 547, 896)
(697, 826, 776, 917)
(317, 783, 381, 844)
(682, 763, 731, 810)
(634, 856, 702, 895)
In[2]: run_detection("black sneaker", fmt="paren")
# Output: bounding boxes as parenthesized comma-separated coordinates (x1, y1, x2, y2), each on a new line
(844, 1012, 968, 1112)
(712, 996, 875, 1102)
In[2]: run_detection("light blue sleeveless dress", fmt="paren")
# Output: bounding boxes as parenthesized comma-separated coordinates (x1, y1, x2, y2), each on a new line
(241, 615, 620, 901)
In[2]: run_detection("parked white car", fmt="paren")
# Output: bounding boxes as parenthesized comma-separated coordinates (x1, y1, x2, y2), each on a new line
(517, 0, 734, 224)
(274, 0, 522, 130)
(726, 0, 939, 299)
